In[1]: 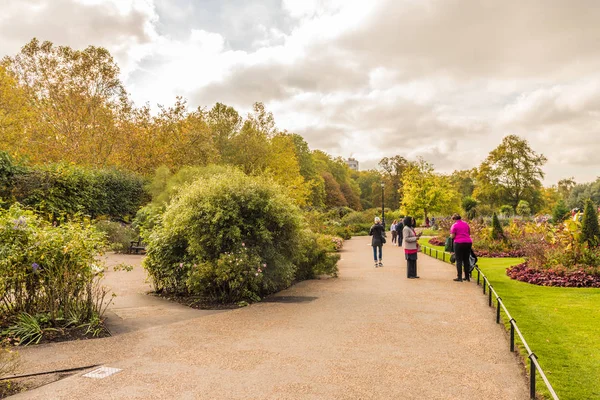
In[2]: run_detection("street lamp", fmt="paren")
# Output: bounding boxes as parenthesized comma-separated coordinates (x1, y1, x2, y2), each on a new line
(381, 182, 385, 229)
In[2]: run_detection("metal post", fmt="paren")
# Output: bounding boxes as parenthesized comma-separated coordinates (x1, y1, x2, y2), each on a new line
(477, 269, 480, 285)
(381, 182, 385, 229)
(483, 279, 486, 294)
(510, 319, 515, 352)
(530, 354, 537, 399)
(488, 285, 493, 307)
(496, 298, 501, 323)
(435, 249, 438, 259)
(443, 252, 445, 262)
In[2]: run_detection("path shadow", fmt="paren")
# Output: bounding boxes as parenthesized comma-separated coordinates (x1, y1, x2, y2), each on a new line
(262, 296, 318, 303)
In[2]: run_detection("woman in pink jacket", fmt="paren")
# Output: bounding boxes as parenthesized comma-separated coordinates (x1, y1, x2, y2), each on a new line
(450, 214, 473, 282)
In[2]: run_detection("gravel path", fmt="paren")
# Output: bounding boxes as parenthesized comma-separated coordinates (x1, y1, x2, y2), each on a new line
(11, 237, 529, 399)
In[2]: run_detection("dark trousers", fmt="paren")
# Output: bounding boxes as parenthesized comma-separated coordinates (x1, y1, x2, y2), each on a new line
(398, 235, 403, 247)
(454, 242, 472, 280)
(391, 231, 397, 243)
(405, 253, 417, 278)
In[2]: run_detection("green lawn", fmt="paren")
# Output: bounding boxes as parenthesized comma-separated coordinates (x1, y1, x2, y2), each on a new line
(419, 239, 600, 400)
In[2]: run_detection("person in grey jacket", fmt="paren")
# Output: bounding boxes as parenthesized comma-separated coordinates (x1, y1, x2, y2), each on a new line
(402, 216, 422, 278)
(369, 217, 385, 268)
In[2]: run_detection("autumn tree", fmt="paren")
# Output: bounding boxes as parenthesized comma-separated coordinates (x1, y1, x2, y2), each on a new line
(352, 169, 382, 210)
(401, 159, 460, 220)
(2, 38, 129, 166)
(474, 135, 547, 211)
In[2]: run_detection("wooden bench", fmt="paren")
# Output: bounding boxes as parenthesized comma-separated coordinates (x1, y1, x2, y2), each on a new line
(128, 238, 146, 254)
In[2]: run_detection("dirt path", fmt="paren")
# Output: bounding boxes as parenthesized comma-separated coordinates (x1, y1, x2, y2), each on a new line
(11, 238, 529, 399)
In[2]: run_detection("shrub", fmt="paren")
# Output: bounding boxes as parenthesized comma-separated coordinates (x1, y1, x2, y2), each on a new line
(0, 205, 110, 343)
(144, 168, 308, 302)
(94, 220, 139, 253)
(294, 230, 340, 281)
(491, 212, 504, 240)
(552, 199, 570, 224)
(516, 200, 531, 216)
(580, 199, 600, 246)
(499, 204, 514, 217)
(462, 196, 478, 219)
(6, 163, 147, 221)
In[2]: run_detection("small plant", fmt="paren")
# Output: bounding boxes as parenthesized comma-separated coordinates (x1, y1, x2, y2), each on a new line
(3, 313, 51, 346)
(516, 200, 531, 217)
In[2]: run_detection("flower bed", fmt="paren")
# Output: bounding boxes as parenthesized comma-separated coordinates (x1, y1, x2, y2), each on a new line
(507, 262, 600, 287)
(428, 237, 445, 246)
(475, 249, 526, 258)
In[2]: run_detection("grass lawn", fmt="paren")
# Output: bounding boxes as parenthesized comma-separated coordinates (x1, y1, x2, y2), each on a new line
(419, 239, 600, 400)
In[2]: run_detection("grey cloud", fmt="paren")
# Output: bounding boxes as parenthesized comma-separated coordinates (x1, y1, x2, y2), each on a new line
(337, 0, 600, 80)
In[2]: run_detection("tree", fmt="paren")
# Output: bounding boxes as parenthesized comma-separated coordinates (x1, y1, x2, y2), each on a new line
(352, 169, 382, 210)
(491, 212, 505, 240)
(552, 199, 570, 224)
(400, 159, 460, 219)
(378, 155, 410, 209)
(474, 135, 547, 211)
(207, 102, 241, 160)
(567, 178, 600, 210)
(450, 169, 477, 198)
(499, 204, 514, 217)
(3, 38, 129, 167)
(557, 177, 576, 201)
(321, 172, 347, 207)
(580, 199, 600, 246)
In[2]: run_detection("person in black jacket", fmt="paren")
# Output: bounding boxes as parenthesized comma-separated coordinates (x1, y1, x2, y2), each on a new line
(369, 217, 385, 267)
(395, 218, 404, 246)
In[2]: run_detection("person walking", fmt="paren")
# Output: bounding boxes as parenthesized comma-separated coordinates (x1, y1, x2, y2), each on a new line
(369, 217, 385, 268)
(450, 214, 473, 282)
(395, 218, 404, 246)
(390, 220, 398, 244)
(402, 216, 422, 278)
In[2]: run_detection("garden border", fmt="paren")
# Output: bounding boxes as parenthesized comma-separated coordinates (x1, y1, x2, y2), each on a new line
(420, 244, 560, 400)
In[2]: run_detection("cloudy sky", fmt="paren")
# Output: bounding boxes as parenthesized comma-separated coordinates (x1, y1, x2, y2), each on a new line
(2, 0, 600, 184)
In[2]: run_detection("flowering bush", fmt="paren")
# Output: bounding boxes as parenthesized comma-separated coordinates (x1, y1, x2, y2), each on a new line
(0, 204, 110, 343)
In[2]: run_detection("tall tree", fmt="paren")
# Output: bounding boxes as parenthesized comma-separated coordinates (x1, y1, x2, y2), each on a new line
(3, 38, 129, 166)
(207, 102, 241, 160)
(378, 155, 409, 209)
(401, 159, 460, 220)
(474, 135, 547, 211)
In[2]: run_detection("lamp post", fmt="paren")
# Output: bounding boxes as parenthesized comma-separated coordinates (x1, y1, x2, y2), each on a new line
(381, 182, 385, 229)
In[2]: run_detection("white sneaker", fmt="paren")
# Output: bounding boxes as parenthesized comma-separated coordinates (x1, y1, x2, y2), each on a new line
(378, 261, 383, 267)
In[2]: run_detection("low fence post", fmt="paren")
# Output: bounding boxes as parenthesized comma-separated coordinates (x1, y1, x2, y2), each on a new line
(477, 269, 480, 285)
(488, 285, 493, 306)
(510, 319, 515, 352)
(496, 298, 501, 323)
(530, 354, 537, 399)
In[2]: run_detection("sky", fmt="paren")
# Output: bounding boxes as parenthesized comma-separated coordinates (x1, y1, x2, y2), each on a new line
(2, 0, 600, 185)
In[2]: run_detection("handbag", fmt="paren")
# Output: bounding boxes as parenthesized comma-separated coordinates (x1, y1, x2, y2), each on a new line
(450, 253, 456, 263)
(444, 236, 454, 252)
(381, 232, 387, 244)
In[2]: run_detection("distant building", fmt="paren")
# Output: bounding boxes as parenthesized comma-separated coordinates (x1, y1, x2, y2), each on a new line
(345, 157, 359, 171)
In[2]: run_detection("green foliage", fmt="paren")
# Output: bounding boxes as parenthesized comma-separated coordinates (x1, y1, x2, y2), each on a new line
(4, 162, 147, 220)
(552, 199, 570, 224)
(294, 230, 340, 281)
(462, 196, 478, 219)
(144, 168, 314, 302)
(499, 204, 514, 217)
(0, 204, 110, 342)
(401, 159, 461, 219)
(491, 212, 505, 240)
(94, 220, 138, 253)
(474, 135, 546, 211)
(516, 200, 531, 216)
(567, 178, 600, 210)
(580, 199, 600, 247)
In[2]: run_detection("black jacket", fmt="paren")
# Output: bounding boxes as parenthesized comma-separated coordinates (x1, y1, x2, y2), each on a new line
(369, 223, 385, 246)
(395, 222, 404, 238)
